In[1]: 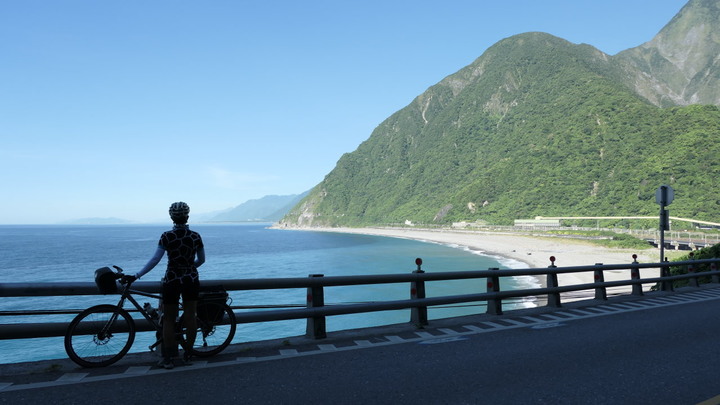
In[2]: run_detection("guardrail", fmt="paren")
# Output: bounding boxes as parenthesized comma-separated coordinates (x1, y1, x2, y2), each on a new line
(1, 256, 719, 340)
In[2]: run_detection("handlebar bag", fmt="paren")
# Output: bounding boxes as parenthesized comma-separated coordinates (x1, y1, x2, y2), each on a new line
(95, 267, 119, 294)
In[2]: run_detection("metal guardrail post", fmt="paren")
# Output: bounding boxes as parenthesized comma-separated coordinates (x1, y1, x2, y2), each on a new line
(630, 254, 643, 296)
(410, 258, 428, 327)
(660, 258, 674, 292)
(546, 256, 561, 308)
(688, 252, 699, 288)
(306, 274, 327, 339)
(712, 262, 720, 284)
(486, 268, 502, 315)
(594, 263, 607, 301)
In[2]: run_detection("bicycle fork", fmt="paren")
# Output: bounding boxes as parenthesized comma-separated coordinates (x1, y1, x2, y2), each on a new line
(96, 311, 122, 343)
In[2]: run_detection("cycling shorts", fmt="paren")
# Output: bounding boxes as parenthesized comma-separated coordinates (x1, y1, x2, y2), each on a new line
(161, 276, 200, 306)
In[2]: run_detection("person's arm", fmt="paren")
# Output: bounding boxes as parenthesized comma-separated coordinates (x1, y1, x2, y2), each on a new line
(136, 247, 165, 279)
(194, 246, 205, 268)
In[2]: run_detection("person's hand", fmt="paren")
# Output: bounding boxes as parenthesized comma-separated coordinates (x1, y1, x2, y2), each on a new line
(121, 274, 137, 284)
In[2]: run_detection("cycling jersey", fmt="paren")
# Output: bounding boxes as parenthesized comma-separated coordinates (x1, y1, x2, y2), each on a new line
(136, 224, 205, 283)
(158, 224, 204, 284)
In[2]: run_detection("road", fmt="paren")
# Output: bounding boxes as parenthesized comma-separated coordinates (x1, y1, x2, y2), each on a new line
(2, 288, 720, 404)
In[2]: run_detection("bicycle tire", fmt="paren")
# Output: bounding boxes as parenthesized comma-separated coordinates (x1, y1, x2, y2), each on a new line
(64, 304, 136, 368)
(179, 302, 236, 357)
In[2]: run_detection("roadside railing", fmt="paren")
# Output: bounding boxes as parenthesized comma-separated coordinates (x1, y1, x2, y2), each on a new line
(1, 256, 719, 340)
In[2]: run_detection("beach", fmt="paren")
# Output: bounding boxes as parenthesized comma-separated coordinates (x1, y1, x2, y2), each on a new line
(302, 227, 660, 292)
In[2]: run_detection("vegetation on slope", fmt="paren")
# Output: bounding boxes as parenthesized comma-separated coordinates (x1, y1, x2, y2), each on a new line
(283, 32, 720, 228)
(667, 243, 720, 288)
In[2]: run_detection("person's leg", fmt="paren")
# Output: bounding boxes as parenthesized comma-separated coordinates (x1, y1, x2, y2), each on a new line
(182, 300, 197, 349)
(161, 281, 181, 368)
(180, 277, 200, 360)
(162, 303, 179, 356)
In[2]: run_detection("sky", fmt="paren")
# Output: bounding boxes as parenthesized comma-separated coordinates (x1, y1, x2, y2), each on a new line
(0, 0, 689, 224)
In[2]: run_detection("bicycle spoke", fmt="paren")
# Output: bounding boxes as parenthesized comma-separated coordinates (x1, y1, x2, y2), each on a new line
(64, 305, 135, 368)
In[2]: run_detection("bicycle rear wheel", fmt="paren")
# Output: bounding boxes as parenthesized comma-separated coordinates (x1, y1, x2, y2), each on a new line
(64, 304, 136, 368)
(180, 302, 236, 357)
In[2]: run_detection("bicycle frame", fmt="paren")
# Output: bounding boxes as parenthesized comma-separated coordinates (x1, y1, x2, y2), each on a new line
(127, 284, 197, 348)
(99, 283, 168, 352)
(119, 285, 162, 327)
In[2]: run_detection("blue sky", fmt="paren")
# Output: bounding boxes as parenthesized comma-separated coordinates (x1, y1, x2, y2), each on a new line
(1, 1, 688, 224)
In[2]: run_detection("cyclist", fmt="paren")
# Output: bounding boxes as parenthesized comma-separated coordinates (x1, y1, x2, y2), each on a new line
(122, 201, 205, 369)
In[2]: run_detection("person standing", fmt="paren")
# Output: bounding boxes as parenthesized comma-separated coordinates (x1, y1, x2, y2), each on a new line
(123, 201, 205, 369)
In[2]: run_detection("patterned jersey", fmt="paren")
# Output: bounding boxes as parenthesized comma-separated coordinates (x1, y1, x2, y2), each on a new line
(158, 225, 204, 283)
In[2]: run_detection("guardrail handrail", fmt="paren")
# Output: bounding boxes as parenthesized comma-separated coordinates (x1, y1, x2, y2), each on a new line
(1, 257, 719, 341)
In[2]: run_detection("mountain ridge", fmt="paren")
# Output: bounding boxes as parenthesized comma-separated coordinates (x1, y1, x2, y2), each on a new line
(209, 192, 308, 222)
(280, 0, 720, 228)
(615, 0, 720, 106)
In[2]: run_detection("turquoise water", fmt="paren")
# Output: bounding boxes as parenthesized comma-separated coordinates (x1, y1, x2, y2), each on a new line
(0, 224, 535, 364)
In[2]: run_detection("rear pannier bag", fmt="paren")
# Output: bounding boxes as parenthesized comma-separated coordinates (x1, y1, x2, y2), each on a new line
(197, 289, 228, 323)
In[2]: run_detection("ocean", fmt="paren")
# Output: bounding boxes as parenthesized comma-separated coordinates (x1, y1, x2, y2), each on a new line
(0, 224, 536, 364)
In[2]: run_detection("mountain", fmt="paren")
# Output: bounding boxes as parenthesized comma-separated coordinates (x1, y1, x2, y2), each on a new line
(209, 192, 308, 222)
(280, 0, 720, 228)
(615, 0, 720, 107)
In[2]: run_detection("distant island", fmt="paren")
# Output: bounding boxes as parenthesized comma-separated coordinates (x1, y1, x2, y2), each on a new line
(58, 217, 136, 225)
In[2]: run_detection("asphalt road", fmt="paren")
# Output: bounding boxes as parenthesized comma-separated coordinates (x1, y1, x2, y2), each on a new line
(2, 290, 720, 404)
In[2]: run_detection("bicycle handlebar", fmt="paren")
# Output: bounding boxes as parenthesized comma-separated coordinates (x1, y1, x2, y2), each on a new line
(112, 265, 136, 286)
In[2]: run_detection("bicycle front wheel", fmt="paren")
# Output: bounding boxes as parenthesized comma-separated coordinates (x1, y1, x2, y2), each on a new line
(180, 303, 236, 357)
(64, 304, 136, 368)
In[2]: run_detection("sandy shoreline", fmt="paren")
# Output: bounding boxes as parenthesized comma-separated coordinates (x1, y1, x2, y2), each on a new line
(280, 226, 659, 289)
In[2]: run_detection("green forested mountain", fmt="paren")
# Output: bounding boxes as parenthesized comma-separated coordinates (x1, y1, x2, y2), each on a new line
(280, 0, 720, 227)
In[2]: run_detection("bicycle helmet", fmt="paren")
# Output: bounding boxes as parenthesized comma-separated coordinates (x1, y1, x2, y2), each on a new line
(169, 201, 190, 222)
